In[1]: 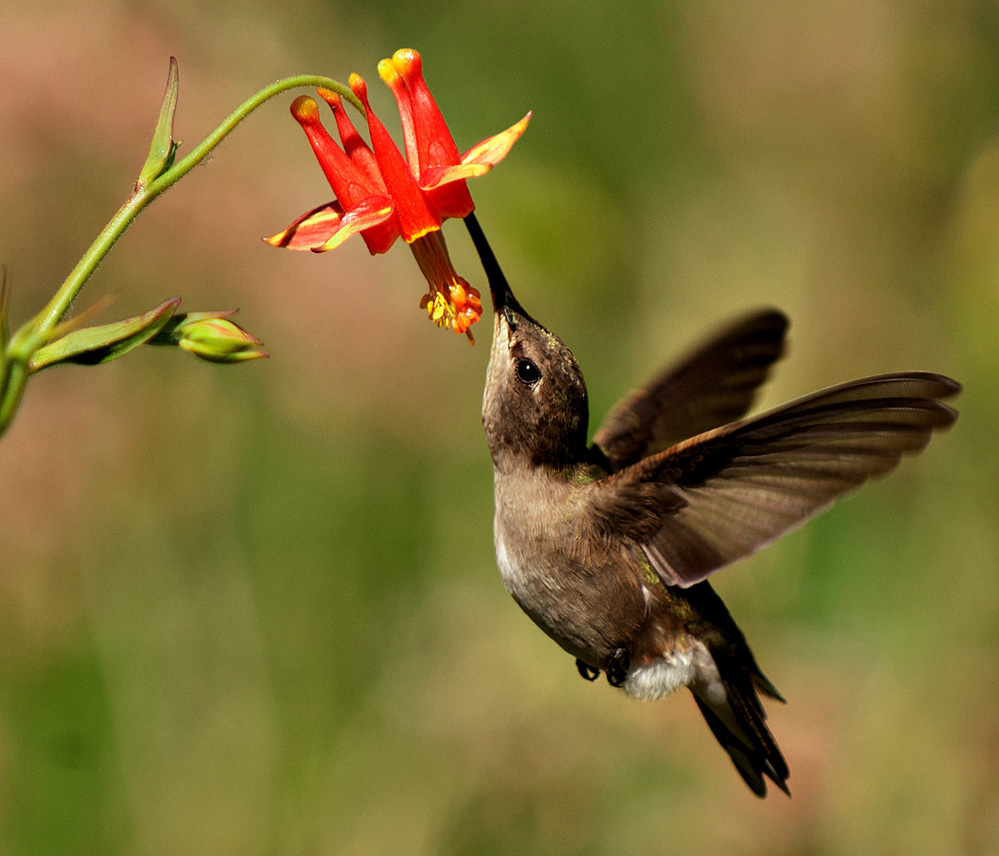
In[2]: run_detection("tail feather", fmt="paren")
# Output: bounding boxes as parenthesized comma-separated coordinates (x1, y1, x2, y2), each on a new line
(682, 580, 789, 796)
(692, 665, 789, 798)
(752, 669, 786, 704)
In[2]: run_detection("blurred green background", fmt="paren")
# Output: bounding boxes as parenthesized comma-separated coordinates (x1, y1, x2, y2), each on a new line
(0, 1, 996, 853)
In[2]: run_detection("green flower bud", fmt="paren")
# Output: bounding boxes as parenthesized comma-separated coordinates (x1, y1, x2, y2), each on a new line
(171, 314, 268, 363)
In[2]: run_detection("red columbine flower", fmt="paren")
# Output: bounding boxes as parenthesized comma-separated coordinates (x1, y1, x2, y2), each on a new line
(266, 48, 530, 342)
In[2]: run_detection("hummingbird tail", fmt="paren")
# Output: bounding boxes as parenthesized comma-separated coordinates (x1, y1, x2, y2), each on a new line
(691, 659, 790, 798)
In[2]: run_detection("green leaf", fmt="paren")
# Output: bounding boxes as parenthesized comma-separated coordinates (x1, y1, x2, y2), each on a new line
(29, 297, 181, 372)
(136, 57, 180, 190)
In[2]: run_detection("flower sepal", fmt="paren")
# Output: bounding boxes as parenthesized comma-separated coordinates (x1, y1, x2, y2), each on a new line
(449, 112, 532, 177)
(264, 197, 396, 254)
(28, 297, 182, 372)
(136, 58, 181, 191)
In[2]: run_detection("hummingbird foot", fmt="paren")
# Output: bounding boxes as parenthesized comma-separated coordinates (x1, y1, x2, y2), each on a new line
(605, 648, 630, 687)
(576, 659, 600, 681)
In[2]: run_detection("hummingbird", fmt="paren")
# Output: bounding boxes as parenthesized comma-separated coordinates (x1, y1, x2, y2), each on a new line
(467, 214, 960, 797)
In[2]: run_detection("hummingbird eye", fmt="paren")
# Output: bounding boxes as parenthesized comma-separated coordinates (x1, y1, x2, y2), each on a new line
(516, 358, 541, 387)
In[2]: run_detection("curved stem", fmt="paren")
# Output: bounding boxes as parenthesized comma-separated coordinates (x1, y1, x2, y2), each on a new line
(21, 75, 358, 345)
(0, 73, 357, 437)
(147, 75, 361, 196)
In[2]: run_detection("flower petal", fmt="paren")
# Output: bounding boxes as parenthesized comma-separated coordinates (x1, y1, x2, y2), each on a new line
(384, 50, 463, 175)
(384, 49, 475, 221)
(461, 112, 532, 167)
(316, 89, 386, 193)
(420, 162, 492, 193)
(351, 73, 441, 243)
(312, 195, 396, 253)
(290, 95, 399, 254)
(264, 202, 345, 250)
(377, 57, 420, 171)
(291, 96, 378, 206)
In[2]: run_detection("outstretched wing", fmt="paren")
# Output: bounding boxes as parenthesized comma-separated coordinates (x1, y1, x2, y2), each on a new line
(592, 309, 789, 471)
(590, 372, 961, 588)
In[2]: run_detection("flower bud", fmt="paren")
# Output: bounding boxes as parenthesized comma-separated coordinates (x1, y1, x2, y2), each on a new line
(171, 314, 268, 363)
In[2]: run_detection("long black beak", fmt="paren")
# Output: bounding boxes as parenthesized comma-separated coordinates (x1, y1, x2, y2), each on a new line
(464, 212, 527, 317)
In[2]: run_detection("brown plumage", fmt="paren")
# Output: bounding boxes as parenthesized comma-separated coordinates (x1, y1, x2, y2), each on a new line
(469, 214, 960, 797)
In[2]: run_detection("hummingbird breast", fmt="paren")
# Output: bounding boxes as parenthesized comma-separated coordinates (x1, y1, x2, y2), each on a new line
(492, 469, 653, 666)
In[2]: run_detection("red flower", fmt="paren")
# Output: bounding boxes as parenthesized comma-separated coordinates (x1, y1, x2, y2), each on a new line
(266, 49, 530, 342)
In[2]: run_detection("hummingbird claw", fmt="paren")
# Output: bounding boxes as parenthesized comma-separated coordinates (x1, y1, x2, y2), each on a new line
(576, 659, 600, 681)
(605, 648, 630, 687)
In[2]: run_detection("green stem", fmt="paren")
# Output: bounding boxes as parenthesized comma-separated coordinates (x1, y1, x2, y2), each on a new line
(145, 75, 362, 197)
(26, 74, 357, 343)
(0, 73, 356, 436)
(0, 360, 27, 433)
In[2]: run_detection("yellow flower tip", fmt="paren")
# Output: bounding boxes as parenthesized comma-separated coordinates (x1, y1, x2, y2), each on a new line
(349, 73, 369, 103)
(290, 95, 320, 124)
(316, 88, 342, 110)
(391, 48, 421, 78)
(377, 57, 402, 88)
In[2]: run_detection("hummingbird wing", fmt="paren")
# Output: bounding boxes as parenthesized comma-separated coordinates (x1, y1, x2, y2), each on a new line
(592, 309, 789, 471)
(590, 372, 961, 588)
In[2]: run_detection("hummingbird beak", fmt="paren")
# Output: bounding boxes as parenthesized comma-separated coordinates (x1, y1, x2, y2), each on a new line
(464, 212, 528, 320)
(464, 212, 555, 339)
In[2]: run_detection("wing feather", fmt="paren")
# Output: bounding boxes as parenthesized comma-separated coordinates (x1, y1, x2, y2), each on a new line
(590, 372, 961, 587)
(593, 309, 789, 470)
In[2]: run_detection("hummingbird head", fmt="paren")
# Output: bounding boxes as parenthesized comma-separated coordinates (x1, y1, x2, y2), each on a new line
(481, 271, 589, 471)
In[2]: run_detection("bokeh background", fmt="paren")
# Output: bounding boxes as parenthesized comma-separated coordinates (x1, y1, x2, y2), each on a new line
(0, 1, 996, 854)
